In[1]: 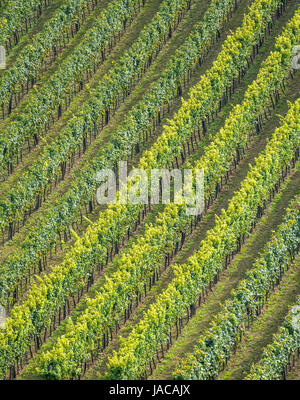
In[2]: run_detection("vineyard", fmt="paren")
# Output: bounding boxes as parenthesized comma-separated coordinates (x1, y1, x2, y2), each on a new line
(0, 0, 299, 383)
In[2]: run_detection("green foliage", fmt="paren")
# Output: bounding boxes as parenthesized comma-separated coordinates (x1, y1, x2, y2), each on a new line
(0, 0, 145, 175)
(0, 0, 238, 304)
(0, 0, 298, 380)
(0, 0, 50, 48)
(1, 0, 291, 310)
(174, 198, 300, 379)
(32, 20, 300, 379)
(0, 0, 98, 111)
(246, 296, 300, 380)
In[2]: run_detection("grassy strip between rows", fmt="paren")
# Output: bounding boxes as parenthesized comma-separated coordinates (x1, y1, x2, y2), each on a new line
(218, 252, 300, 380)
(245, 288, 300, 380)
